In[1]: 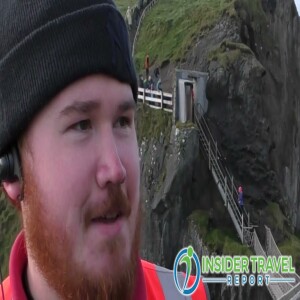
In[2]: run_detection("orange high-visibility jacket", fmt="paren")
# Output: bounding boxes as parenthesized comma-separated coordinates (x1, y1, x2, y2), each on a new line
(1, 262, 209, 300)
(1, 232, 209, 300)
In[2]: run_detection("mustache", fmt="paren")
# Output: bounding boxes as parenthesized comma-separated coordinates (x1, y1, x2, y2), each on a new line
(84, 185, 131, 225)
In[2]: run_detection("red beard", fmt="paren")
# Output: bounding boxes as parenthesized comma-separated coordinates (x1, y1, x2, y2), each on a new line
(22, 165, 141, 300)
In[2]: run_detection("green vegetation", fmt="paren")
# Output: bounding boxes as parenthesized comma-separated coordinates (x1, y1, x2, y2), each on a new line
(135, 0, 235, 70)
(189, 210, 252, 256)
(190, 210, 209, 237)
(0, 191, 21, 277)
(208, 40, 254, 68)
(264, 202, 300, 272)
(136, 103, 172, 143)
(266, 202, 287, 233)
(115, 0, 137, 15)
(279, 234, 300, 272)
(175, 121, 196, 130)
(236, 0, 267, 27)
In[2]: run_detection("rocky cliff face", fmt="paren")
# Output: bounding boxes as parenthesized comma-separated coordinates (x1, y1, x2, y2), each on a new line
(205, 0, 300, 237)
(137, 1, 300, 299)
(158, 0, 300, 240)
(137, 104, 219, 267)
(256, 0, 300, 230)
(137, 104, 271, 299)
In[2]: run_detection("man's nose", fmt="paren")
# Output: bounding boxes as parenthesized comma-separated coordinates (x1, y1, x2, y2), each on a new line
(95, 133, 126, 188)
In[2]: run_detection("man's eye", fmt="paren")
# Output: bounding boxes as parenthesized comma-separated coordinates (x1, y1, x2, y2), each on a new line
(116, 116, 131, 128)
(71, 120, 92, 131)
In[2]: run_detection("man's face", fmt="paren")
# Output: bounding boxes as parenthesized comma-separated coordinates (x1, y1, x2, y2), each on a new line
(21, 74, 140, 299)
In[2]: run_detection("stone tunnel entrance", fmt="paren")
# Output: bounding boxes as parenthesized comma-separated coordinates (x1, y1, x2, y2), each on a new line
(174, 69, 208, 123)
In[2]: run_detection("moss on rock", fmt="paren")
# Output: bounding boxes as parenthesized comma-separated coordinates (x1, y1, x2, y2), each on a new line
(279, 234, 300, 273)
(175, 121, 196, 130)
(189, 209, 252, 256)
(136, 103, 172, 144)
(265, 202, 287, 234)
(208, 40, 254, 69)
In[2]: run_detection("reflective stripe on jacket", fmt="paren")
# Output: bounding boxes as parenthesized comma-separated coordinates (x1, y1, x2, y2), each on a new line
(142, 260, 210, 300)
(1, 277, 11, 300)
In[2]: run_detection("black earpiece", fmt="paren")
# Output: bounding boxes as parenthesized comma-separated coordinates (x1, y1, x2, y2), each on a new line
(0, 147, 21, 182)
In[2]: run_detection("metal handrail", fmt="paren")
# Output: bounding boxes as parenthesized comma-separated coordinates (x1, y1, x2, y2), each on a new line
(253, 230, 294, 299)
(194, 105, 250, 231)
(132, 0, 158, 56)
(138, 85, 300, 297)
(265, 226, 300, 285)
(194, 115, 241, 225)
(278, 281, 300, 300)
(195, 103, 238, 193)
(196, 106, 248, 213)
(195, 107, 241, 204)
(194, 105, 299, 298)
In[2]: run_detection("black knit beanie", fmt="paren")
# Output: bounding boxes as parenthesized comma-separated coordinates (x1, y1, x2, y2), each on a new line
(0, 0, 137, 156)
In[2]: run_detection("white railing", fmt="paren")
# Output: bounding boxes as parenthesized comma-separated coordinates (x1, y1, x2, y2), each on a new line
(194, 104, 253, 245)
(253, 230, 287, 299)
(136, 81, 299, 299)
(253, 230, 266, 257)
(265, 226, 300, 286)
(194, 103, 299, 299)
(137, 87, 173, 112)
(265, 226, 283, 258)
(132, 0, 159, 56)
(278, 281, 300, 300)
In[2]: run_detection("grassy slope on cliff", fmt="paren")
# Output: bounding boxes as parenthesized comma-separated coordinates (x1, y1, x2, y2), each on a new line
(134, 0, 235, 70)
(0, 192, 20, 277)
(136, 103, 172, 143)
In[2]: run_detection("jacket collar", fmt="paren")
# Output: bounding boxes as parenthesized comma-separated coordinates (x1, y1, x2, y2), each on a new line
(9, 231, 147, 300)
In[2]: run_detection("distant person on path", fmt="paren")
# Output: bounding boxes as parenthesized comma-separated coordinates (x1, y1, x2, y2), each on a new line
(144, 53, 150, 79)
(143, 77, 149, 89)
(238, 186, 244, 213)
(191, 85, 194, 103)
(139, 74, 144, 88)
(148, 75, 154, 90)
(154, 67, 160, 79)
(156, 78, 162, 107)
(148, 75, 154, 101)
(191, 84, 195, 121)
(125, 5, 132, 30)
(156, 78, 162, 91)
(138, 0, 144, 10)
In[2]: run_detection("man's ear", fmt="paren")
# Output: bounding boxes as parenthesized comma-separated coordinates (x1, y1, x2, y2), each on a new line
(2, 180, 22, 202)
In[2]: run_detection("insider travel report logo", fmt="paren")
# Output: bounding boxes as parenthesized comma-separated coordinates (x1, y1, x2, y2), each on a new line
(173, 245, 296, 296)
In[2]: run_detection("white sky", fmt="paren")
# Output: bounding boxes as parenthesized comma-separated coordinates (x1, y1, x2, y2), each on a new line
(295, 0, 300, 15)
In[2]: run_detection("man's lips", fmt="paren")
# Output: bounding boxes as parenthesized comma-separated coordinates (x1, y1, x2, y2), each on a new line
(88, 211, 126, 238)
(85, 185, 131, 228)
(91, 212, 122, 224)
